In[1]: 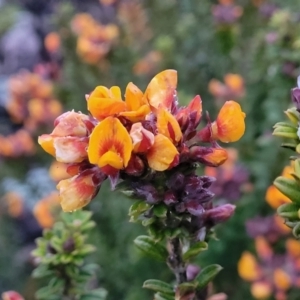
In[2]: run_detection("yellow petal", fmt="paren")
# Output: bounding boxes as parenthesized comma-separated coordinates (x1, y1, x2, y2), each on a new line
(147, 134, 179, 171)
(144, 70, 177, 110)
(157, 108, 182, 143)
(212, 101, 246, 143)
(125, 82, 144, 111)
(238, 252, 261, 281)
(38, 134, 55, 156)
(88, 117, 133, 170)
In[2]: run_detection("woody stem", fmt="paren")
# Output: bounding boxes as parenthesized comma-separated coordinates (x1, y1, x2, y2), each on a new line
(167, 237, 187, 284)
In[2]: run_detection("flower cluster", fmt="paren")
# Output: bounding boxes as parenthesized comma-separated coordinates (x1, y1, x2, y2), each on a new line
(212, 0, 243, 25)
(39, 70, 245, 237)
(71, 13, 119, 65)
(208, 74, 245, 103)
(6, 70, 62, 131)
(238, 237, 300, 300)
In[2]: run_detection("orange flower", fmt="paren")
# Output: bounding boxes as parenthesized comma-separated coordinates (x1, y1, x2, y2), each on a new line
(33, 192, 60, 228)
(147, 134, 179, 171)
(265, 185, 292, 209)
(57, 171, 99, 212)
(190, 146, 228, 167)
(157, 108, 182, 143)
(238, 252, 261, 281)
(250, 281, 272, 300)
(3, 192, 23, 218)
(44, 32, 60, 53)
(273, 269, 291, 291)
(211, 101, 246, 143)
(130, 122, 154, 153)
(224, 74, 244, 94)
(285, 239, 300, 258)
(88, 117, 133, 175)
(144, 69, 177, 111)
(255, 236, 273, 260)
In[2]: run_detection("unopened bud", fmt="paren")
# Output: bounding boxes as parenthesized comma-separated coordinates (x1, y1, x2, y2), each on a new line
(204, 204, 235, 224)
(2, 291, 24, 300)
(124, 154, 145, 176)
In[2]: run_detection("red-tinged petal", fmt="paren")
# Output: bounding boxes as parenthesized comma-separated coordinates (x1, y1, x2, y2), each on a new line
(157, 108, 182, 143)
(212, 101, 246, 143)
(130, 122, 154, 152)
(87, 86, 126, 120)
(57, 171, 99, 212)
(2, 291, 24, 300)
(54, 136, 88, 163)
(38, 134, 55, 156)
(250, 282, 272, 300)
(190, 146, 228, 167)
(53, 111, 90, 137)
(187, 95, 202, 124)
(255, 236, 273, 261)
(147, 134, 179, 171)
(88, 117, 133, 172)
(125, 82, 144, 111)
(144, 70, 177, 110)
(273, 269, 291, 291)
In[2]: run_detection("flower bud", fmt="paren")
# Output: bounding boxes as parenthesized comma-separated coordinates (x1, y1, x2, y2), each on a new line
(291, 87, 300, 112)
(204, 204, 235, 224)
(130, 122, 154, 153)
(189, 146, 228, 167)
(186, 264, 200, 281)
(124, 154, 145, 176)
(57, 169, 103, 212)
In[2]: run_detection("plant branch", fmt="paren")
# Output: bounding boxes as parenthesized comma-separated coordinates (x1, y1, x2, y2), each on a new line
(167, 237, 187, 284)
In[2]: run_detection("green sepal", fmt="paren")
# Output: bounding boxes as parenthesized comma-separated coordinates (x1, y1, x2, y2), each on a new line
(284, 108, 300, 125)
(183, 242, 208, 261)
(293, 222, 300, 238)
(294, 159, 300, 177)
(196, 264, 223, 289)
(277, 203, 300, 220)
(134, 236, 168, 261)
(273, 125, 298, 139)
(143, 279, 174, 295)
(274, 177, 300, 205)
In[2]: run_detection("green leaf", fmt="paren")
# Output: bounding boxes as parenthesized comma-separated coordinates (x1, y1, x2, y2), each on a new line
(143, 279, 174, 295)
(284, 108, 300, 125)
(273, 125, 298, 139)
(274, 177, 300, 205)
(153, 204, 168, 218)
(183, 242, 208, 261)
(293, 222, 300, 238)
(277, 203, 300, 220)
(32, 265, 54, 278)
(134, 236, 168, 261)
(196, 264, 223, 289)
(154, 292, 175, 300)
(142, 217, 156, 226)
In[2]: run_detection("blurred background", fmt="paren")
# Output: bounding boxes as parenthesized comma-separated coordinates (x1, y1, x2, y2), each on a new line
(0, 0, 299, 299)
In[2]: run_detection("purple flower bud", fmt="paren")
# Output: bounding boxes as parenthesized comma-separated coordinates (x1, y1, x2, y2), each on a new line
(134, 184, 160, 204)
(186, 264, 200, 281)
(185, 201, 205, 216)
(291, 87, 300, 111)
(164, 191, 178, 205)
(167, 173, 185, 191)
(204, 204, 235, 225)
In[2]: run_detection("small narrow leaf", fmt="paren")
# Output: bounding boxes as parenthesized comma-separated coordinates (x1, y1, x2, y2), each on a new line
(183, 242, 208, 261)
(153, 204, 168, 218)
(196, 264, 223, 289)
(143, 279, 174, 295)
(154, 292, 175, 300)
(134, 236, 168, 261)
(274, 177, 300, 205)
(277, 203, 300, 220)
